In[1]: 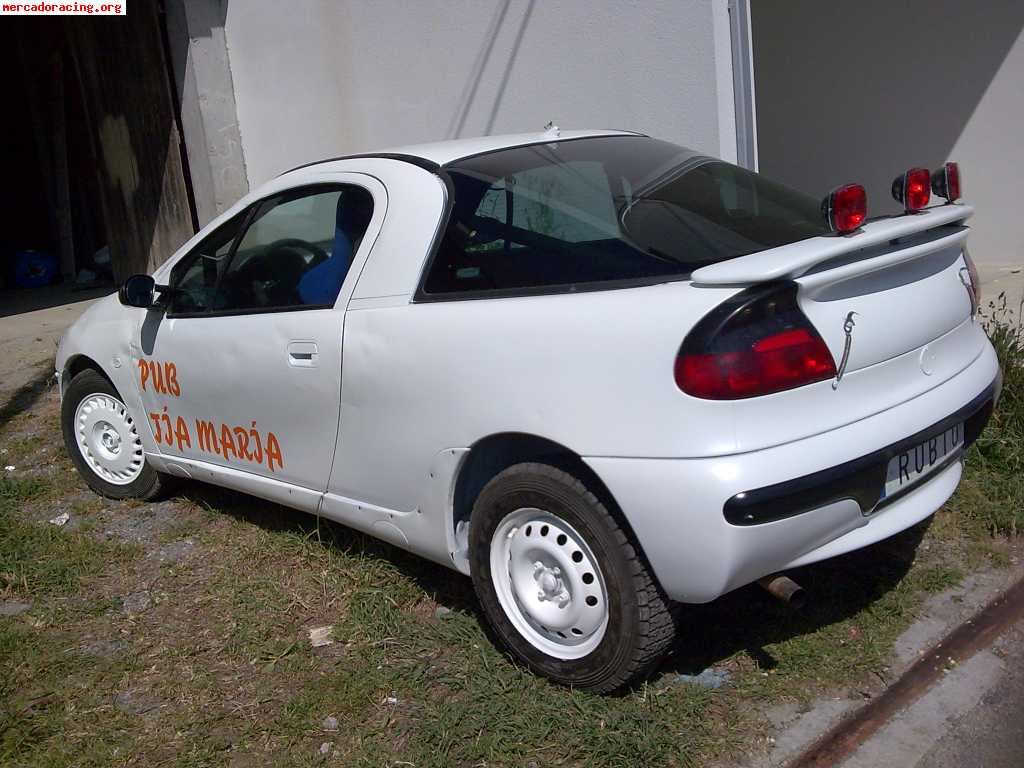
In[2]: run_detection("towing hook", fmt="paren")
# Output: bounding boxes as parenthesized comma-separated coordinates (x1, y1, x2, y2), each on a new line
(758, 573, 807, 610)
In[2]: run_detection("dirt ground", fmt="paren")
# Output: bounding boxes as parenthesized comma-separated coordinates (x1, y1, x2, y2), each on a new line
(0, 285, 111, 404)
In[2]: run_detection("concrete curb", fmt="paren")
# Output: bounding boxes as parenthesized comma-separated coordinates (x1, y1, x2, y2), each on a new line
(787, 573, 1024, 767)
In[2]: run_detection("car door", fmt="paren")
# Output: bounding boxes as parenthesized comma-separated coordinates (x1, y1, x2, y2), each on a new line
(132, 177, 385, 499)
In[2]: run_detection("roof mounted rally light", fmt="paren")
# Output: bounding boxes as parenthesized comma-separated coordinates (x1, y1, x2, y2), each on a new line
(931, 161, 962, 203)
(821, 183, 867, 234)
(891, 167, 931, 212)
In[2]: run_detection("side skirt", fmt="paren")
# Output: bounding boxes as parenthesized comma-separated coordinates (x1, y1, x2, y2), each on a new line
(148, 453, 322, 514)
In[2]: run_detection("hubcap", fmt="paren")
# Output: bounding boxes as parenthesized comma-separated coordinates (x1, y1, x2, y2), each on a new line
(74, 393, 144, 485)
(489, 507, 609, 660)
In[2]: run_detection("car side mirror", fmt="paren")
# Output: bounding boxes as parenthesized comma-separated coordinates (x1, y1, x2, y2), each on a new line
(118, 274, 157, 308)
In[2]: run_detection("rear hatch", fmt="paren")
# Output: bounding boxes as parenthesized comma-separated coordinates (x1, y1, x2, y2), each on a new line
(690, 204, 985, 451)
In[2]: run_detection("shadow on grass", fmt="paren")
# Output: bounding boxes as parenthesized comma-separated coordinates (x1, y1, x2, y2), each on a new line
(665, 520, 927, 676)
(0, 365, 55, 432)
(174, 482, 480, 613)
(173, 479, 927, 684)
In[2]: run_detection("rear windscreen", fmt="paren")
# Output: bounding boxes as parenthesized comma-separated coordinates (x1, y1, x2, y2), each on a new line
(421, 136, 828, 297)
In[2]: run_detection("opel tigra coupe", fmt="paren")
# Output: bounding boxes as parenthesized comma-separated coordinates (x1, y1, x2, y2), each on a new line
(57, 130, 998, 691)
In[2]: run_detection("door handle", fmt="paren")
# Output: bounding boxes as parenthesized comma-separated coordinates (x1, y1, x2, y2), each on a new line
(287, 341, 319, 368)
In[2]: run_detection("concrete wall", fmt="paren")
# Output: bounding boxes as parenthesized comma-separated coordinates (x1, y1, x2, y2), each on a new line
(223, 0, 735, 187)
(166, 0, 249, 227)
(752, 0, 1024, 271)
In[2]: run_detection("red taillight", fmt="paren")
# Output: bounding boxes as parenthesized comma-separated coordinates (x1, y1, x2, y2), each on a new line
(822, 184, 867, 233)
(932, 162, 961, 202)
(675, 283, 838, 400)
(891, 167, 931, 212)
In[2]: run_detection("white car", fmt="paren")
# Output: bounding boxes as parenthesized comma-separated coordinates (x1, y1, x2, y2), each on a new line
(56, 130, 999, 692)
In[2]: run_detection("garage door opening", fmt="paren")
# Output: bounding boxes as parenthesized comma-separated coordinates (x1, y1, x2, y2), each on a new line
(1, 10, 196, 316)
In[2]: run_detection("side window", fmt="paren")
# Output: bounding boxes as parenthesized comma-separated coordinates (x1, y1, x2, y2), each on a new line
(509, 162, 619, 243)
(466, 182, 510, 253)
(423, 161, 623, 294)
(171, 185, 373, 314)
(220, 186, 373, 311)
(169, 210, 248, 314)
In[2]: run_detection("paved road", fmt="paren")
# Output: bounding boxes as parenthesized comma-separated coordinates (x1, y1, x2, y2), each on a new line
(977, 265, 1024, 316)
(918, 620, 1024, 768)
(0, 285, 109, 401)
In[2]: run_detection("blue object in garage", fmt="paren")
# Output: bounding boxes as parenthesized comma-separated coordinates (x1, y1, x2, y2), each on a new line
(13, 250, 58, 288)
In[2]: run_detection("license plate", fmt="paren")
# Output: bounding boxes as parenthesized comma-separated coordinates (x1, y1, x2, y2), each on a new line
(882, 423, 964, 499)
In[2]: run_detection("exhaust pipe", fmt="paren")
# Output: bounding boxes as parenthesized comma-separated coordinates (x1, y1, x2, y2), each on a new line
(758, 573, 807, 610)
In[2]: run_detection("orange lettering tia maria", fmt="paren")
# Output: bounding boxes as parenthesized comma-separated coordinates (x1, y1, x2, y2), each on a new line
(194, 418, 283, 472)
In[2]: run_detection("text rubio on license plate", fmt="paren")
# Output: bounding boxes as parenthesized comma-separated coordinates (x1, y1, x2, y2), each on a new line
(882, 423, 964, 499)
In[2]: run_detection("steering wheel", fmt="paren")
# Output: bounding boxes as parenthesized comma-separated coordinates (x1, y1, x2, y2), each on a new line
(223, 238, 329, 308)
(266, 238, 329, 267)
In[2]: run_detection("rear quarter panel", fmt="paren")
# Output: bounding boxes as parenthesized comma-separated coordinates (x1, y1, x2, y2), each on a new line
(330, 282, 740, 517)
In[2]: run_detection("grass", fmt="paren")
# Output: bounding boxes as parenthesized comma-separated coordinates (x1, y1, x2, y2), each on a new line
(0, 307, 1020, 766)
(948, 293, 1024, 536)
(0, 619, 138, 766)
(0, 482, 1003, 767)
(170, 518, 739, 767)
(0, 507, 958, 767)
(255, 531, 961, 767)
(0, 476, 140, 766)
(0, 476, 135, 599)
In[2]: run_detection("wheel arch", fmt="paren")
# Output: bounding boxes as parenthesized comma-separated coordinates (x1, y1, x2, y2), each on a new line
(63, 354, 115, 388)
(450, 432, 636, 569)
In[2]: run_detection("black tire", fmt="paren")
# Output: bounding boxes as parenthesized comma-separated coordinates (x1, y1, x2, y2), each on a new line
(469, 462, 676, 693)
(61, 368, 171, 500)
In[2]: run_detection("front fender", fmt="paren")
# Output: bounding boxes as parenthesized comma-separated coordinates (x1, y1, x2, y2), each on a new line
(56, 295, 159, 455)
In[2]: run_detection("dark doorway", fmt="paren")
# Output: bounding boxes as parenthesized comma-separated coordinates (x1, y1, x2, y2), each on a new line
(0, 8, 196, 305)
(0, 42, 59, 291)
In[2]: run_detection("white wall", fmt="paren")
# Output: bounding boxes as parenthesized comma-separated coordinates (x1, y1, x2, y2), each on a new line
(752, 0, 1024, 269)
(224, 0, 734, 187)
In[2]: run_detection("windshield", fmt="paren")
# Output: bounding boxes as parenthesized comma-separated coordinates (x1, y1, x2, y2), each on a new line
(421, 136, 828, 296)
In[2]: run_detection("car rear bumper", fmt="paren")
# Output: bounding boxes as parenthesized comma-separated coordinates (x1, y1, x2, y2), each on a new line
(585, 339, 1001, 604)
(723, 373, 999, 527)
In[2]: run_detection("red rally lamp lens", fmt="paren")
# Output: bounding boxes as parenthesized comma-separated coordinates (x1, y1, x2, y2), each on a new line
(891, 167, 931, 212)
(931, 162, 961, 202)
(822, 184, 867, 233)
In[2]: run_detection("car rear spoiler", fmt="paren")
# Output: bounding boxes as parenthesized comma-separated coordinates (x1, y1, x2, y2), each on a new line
(690, 204, 974, 287)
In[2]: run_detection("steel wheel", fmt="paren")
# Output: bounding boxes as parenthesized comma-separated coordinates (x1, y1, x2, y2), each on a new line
(73, 392, 145, 485)
(470, 463, 677, 692)
(489, 506, 610, 660)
